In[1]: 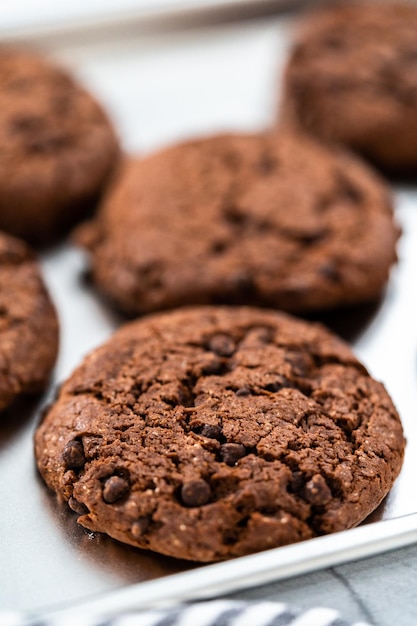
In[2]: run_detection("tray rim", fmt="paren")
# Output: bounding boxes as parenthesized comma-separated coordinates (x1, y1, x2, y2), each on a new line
(31, 511, 417, 621)
(0, 0, 301, 41)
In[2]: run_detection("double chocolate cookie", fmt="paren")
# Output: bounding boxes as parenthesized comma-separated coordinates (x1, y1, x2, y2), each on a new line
(0, 232, 59, 412)
(280, 2, 417, 173)
(0, 47, 120, 243)
(76, 132, 399, 315)
(35, 306, 405, 562)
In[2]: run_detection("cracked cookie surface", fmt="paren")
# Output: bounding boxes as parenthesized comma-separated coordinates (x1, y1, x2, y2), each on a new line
(280, 3, 417, 172)
(34, 306, 405, 562)
(76, 132, 399, 315)
(0, 232, 59, 411)
(0, 47, 119, 243)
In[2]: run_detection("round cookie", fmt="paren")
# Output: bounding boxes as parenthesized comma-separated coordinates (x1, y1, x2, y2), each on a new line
(0, 47, 120, 244)
(76, 132, 399, 315)
(0, 232, 59, 412)
(35, 306, 405, 562)
(280, 2, 417, 173)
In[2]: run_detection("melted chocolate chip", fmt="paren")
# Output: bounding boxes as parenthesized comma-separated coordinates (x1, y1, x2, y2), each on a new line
(68, 497, 89, 515)
(211, 239, 228, 255)
(103, 476, 130, 504)
(223, 205, 247, 227)
(199, 424, 223, 440)
(287, 470, 304, 495)
(236, 386, 251, 397)
(27, 135, 67, 154)
(264, 379, 289, 393)
(220, 443, 247, 466)
(181, 479, 211, 507)
(11, 114, 43, 134)
(298, 228, 326, 245)
(209, 334, 236, 357)
(304, 474, 332, 505)
(62, 440, 85, 470)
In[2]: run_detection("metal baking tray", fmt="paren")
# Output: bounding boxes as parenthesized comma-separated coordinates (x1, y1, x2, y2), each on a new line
(1, 6, 417, 619)
(0, 0, 307, 41)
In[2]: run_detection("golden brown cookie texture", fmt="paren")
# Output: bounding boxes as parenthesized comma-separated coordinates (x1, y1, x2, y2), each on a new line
(280, 2, 417, 173)
(0, 232, 59, 412)
(0, 47, 120, 244)
(35, 306, 405, 562)
(76, 132, 399, 316)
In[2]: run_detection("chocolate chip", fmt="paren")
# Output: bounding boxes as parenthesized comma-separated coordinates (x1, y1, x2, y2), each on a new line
(287, 470, 304, 495)
(265, 379, 289, 393)
(199, 424, 223, 440)
(211, 239, 228, 255)
(68, 497, 89, 515)
(27, 135, 66, 154)
(220, 443, 247, 466)
(103, 476, 130, 503)
(236, 386, 251, 397)
(209, 334, 236, 357)
(114, 467, 130, 481)
(319, 262, 341, 282)
(181, 479, 211, 507)
(304, 474, 332, 505)
(285, 353, 310, 377)
(11, 114, 43, 134)
(62, 440, 85, 470)
(131, 517, 151, 539)
(223, 205, 247, 226)
(11, 115, 66, 153)
(298, 229, 326, 245)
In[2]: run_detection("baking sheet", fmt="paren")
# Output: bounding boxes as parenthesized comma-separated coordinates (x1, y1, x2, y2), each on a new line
(1, 7, 417, 616)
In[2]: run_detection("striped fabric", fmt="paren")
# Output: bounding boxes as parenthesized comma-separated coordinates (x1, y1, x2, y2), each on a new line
(0, 600, 372, 626)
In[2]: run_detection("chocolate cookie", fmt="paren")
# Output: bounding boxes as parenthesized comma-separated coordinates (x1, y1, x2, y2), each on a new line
(76, 132, 399, 315)
(35, 306, 405, 562)
(0, 47, 120, 244)
(0, 232, 59, 412)
(280, 2, 417, 173)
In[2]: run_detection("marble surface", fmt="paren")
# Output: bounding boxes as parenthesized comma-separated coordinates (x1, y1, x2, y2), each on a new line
(229, 543, 417, 626)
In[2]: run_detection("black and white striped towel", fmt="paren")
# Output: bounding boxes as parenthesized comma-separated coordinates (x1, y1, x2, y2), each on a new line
(0, 600, 372, 626)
